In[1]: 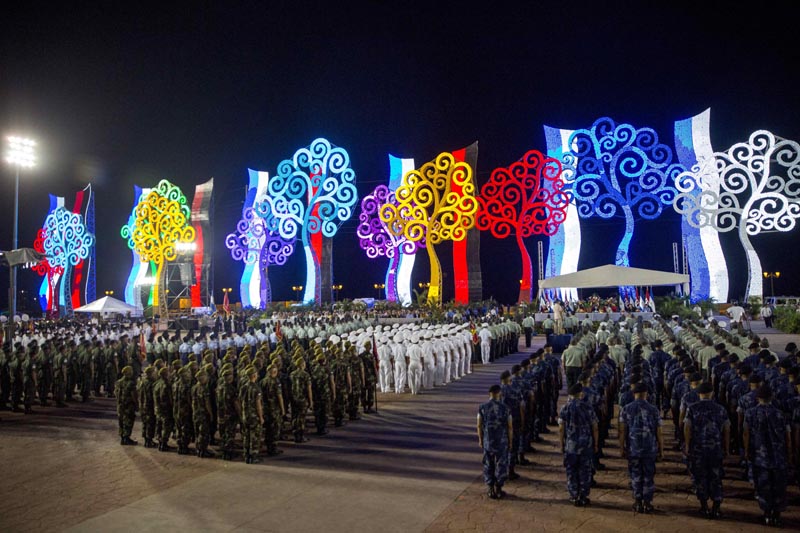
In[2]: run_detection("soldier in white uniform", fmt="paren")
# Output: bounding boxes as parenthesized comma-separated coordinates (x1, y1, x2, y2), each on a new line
(421, 332, 436, 389)
(393, 332, 407, 394)
(479, 323, 493, 364)
(377, 335, 393, 393)
(406, 334, 423, 395)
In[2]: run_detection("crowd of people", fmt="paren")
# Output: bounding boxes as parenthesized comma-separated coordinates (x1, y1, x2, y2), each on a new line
(0, 310, 521, 463)
(477, 313, 799, 527)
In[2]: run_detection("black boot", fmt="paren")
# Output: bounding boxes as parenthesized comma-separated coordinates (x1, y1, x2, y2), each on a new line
(120, 437, 127, 446)
(488, 485, 498, 499)
(699, 499, 709, 517)
(125, 437, 139, 446)
(267, 446, 283, 456)
(249, 453, 260, 464)
(494, 484, 506, 499)
(710, 501, 721, 519)
(316, 428, 329, 436)
(244, 454, 251, 464)
(633, 499, 643, 513)
(177, 446, 189, 455)
(199, 449, 215, 458)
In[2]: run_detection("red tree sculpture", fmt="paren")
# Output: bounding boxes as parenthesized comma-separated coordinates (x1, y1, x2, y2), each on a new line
(477, 149, 570, 302)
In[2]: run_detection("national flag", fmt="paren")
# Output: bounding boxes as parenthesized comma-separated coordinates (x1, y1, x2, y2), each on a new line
(223, 290, 231, 315)
(647, 287, 655, 312)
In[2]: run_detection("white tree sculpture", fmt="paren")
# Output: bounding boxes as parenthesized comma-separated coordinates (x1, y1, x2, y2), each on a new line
(674, 130, 800, 300)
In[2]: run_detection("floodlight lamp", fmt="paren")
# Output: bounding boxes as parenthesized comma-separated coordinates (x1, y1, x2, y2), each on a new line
(5, 136, 37, 167)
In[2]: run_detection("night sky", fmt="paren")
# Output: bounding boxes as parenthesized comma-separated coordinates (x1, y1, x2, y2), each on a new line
(2, 1, 799, 310)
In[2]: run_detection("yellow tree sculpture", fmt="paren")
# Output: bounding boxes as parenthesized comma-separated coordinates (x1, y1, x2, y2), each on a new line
(379, 152, 478, 306)
(128, 179, 195, 317)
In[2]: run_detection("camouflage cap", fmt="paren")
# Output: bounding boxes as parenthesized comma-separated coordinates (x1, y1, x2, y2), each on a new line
(158, 367, 170, 379)
(121, 365, 133, 377)
(195, 369, 208, 380)
(220, 369, 233, 378)
(245, 365, 257, 377)
(171, 360, 183, 369)
(203, 363, 214, 374)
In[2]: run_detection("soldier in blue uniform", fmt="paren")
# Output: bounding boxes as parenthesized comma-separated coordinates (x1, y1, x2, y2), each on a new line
(684, 382, 729, 519)
(737, 374, 763, 480)
(500, 369, 523, 479)
(477, 384, 513, 499)
(743, 386, 791, 527)
(559, 383, 598, 507)
(619, 383, 663, 514)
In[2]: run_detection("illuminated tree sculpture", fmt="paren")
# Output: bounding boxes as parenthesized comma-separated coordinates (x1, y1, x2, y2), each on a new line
(259, 138, 357, 304)
(477, 150, 571, 303)
(123, 179, 195, 317)
(380, 152, 478, 306)
(226, 206, 294, 307)
(32, 227, 63, 315)
(675, 130, 800, 300)
(357, 184, 422, 302)
(565, 117, 683, 272)
(42, 207, 95, 316)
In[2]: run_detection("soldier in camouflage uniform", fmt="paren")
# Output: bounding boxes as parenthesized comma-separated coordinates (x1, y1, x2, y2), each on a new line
(290, 357, 313, 443)
(311, 355, 333, 436)
(559, 383, 599, 507)
(331, 348, 351, 427)
(114, 366, 138, 445)
(0, 344, 11, 410)
(240, 365, 264, 464)
(360, 342, 377, 413)
(477, 384, 512, 499)
(65, 341, 79, 402)
(93, 340, 106, 396)
(619, 383, 663, 514)
(104, 340, 119, 398)
(78, 340, 93, 402)
(22, 343, 38, 414)
(173, 367, 193, 455)
(261, 363, 284, 456)
(217, 367, 240, 460)
(684, 382, 729, 519)
(35, 342, 51, 406)
(347, 346, 364, 421)
(192, 369, 215, 458)
(8, 345, 22, 411)
(51, 344, 68, 407)
(743, 386, 791, 527)
(153, 366, 174, 451)
(137, 366, 157, 448)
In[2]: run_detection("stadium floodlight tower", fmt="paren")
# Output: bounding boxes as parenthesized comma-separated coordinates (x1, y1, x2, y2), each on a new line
(4, 135, 37, 317)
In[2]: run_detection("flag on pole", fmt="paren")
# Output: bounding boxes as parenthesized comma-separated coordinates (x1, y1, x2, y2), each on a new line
(647, 287, 655, 312)
(223, 290, 231, 315)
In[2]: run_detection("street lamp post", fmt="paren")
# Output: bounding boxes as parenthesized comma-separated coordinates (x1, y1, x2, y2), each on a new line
(332, 284, 343, 302)
(4, 136, 36, 318)
(373, 283, 385, 299)
(763, 271, 781, 298)
(292, 285, 303, 301)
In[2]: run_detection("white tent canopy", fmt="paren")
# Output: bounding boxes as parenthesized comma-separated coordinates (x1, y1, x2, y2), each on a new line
(74, 296, 140, 314)
(538, 265, 689, 291)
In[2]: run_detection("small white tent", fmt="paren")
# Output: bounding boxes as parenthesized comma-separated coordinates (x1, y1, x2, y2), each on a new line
(74, 296, 140, 314)
(538, 265, 689, 292)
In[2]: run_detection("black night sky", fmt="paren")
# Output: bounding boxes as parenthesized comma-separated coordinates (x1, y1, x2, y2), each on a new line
(1, 1, 799, 311)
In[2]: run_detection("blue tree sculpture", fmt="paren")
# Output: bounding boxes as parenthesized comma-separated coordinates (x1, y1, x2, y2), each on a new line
(565, 118, 683, 275)
(43, 207, 95, 316)
(258, 138, 357, 304)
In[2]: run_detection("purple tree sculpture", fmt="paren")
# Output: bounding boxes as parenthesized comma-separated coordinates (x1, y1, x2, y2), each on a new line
(357, 184, 422, 301)
(225, 206, 294, 308)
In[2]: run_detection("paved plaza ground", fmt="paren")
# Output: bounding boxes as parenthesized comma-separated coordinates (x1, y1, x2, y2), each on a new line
(1, 321, 799, 532)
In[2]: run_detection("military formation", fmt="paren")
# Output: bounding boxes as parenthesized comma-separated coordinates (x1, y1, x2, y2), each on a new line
(481, 312, 799, 527)
(1, 313, 521, 465)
